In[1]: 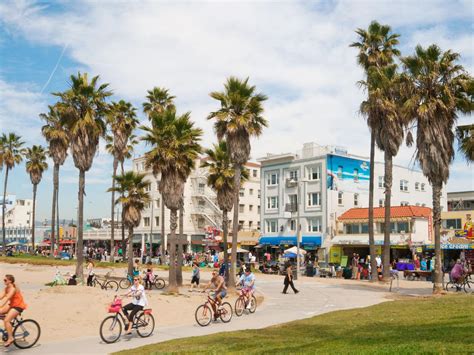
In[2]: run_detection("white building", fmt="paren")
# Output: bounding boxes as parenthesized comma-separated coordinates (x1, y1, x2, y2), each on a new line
(258, 142, 447, 260)
(0, 195, 33, 243)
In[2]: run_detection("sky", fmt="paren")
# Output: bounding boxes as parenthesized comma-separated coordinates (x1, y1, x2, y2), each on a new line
(0, 0, 473, 222)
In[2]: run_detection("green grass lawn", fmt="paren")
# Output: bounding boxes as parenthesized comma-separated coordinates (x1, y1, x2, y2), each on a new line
(115, 295, 474, 354)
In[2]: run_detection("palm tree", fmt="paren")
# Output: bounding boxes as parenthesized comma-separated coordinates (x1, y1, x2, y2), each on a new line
(402, 45, 473, 293)
(143, 87, 176, 256)
(54, 72, 111, 280)
(456, 124, 474, 163)
(208, 77, 267, 289)
(350, 21, 400, 281)
(142, 108, 202, 292)
(1, 133, 24, 251)
(24, 145, 48, 251)
(108, 171, 150, 275)
(362, 64, 407, 280)
(41, 105, 70, 257)
(201, 141, 249, 282)
(106, 100, 138, 262)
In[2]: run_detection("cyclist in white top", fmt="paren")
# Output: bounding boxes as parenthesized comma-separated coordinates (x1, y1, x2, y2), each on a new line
(122, 276, 148, 334)
(236, 268, 255, 309)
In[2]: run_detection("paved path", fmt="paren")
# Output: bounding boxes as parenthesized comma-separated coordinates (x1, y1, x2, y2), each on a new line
(11, 277, 388, 355)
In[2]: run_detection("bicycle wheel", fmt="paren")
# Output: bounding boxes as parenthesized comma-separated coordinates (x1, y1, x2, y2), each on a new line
(234, 297, 245, 317)
(92, 278, 97, 288)
(219, 302, 232, 323)
(99, 315, 122, 344)
(463, 280, 473, 293)
(445, 281, 460, 292)
(105, 280, 119, 292)
(154, 278, 166, 290)
(136, 313, 155, 337)
(248, 295, 257, 313)
(13, 319, 41, 349)
(119, 278, 131, 289)
(195, 304, 212, 327)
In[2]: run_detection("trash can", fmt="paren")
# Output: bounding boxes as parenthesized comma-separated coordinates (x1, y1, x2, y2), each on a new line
(306, 264, 314, 277)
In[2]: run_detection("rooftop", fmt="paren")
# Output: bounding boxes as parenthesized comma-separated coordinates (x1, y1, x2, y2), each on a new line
(339, 206, 432, 220)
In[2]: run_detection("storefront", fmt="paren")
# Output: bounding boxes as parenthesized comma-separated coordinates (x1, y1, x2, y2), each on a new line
(425, 235, 474, 269)
(258, 235, 322, 261)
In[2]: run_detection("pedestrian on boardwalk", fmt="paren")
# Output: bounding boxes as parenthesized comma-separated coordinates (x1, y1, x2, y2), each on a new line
(189, 263, 200, 292)
(86, 259, 94, 286)
(282, 263, 299, 294)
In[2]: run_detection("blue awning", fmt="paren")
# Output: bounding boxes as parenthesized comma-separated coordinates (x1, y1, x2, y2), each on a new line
(259, 235, 322, 247)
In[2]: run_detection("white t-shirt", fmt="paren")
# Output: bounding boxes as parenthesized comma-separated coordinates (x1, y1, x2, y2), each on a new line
(130, 284, 148, 307)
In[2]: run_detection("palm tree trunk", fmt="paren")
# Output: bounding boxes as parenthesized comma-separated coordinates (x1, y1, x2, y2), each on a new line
(121, 161, 125, 259)
(56, 180, 60, 245)
(432, 182, 443, 293)
(2, 168, 9, 251)
(110, 158, 118, 263)
(127, 226, 134, 276)
(50, 163, 59, 258)
(32, 183, 37, 251)
(229, 164, 241, 291)
(168, 208, 178, 292)
(368, 132, 378, 281)
(176, 206, 184, 286)
(382, 152, 393, 281)
(222, 210, 229, 283)
(161, 201, 165, 257)
(75, 169, 85, 281)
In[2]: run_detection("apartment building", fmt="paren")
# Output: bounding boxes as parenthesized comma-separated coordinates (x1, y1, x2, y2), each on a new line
(259, 142, 447, 260)
(0, 195, 33, 243)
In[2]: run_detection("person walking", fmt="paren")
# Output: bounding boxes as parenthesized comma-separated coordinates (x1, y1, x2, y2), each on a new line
(282, 263, 299, 294)
(189, 263, 200, 292)
(351, 253, 358, 280)
(86, 259, 94, 287)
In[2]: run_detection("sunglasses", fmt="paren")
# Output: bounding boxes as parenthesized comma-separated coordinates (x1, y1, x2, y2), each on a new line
(133, 278, 139, 281)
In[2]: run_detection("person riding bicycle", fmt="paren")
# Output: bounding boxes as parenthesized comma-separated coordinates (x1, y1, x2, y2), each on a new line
(144, 262, 154, 290)
(122, 276, 148, 334)
(0, 275, 27, 347)
(203, 270, 227, 320)
(450, 260, 467, 290)
(236, 267, 255, 309)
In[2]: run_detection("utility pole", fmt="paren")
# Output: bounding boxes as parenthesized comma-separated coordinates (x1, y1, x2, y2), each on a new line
(296, 181, 301, 280)
(149, 199, 154, 258)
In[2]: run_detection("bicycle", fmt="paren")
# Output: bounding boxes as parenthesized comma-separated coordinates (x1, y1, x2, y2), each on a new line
(446, 274, 473, 293)
(195, 291, 232, 327)
(234, 288, 257, 316)
(144, 274, 166, 290)
(120, 273, 166, 290)
(99, 297, 155, 344)
(0, 313, 41, 349)
(92, 275, 119, 292)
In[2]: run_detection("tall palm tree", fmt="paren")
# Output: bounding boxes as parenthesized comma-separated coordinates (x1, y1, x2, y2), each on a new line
(1, 133, 24, 251)
(361, 64, 407, 280)
(142, 108, 202, 292)
(54, 72, 111, 280)
(350, 21, 400, 281)
(208, 77, 267, 289)
(41, 104, 70, 257)
(456, 124, 474, 163)
(106, 100, 138, 262)
(143, 87, 176, 256)
(201, 141, 249, 282)
(108, 171, 150, 275)
(24, 145, 48, 251)
(402, 45, 473, 293)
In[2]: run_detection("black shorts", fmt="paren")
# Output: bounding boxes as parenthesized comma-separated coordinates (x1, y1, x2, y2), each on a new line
(13, 307, 24, 313)
(191, 276, 200, 285)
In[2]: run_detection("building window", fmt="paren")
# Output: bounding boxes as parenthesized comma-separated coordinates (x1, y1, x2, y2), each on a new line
(144, 217, 150, 227)
(239, 188, 245, 197)
(422, 203, 426, 207)
(267, 172, 279, 186)
(239, 204, 245, 213)
(361, 223, 369, 233)
(354, 193, 359, 206)
(378, 176, 384, 188)
(145, 183, 151, 192)
(249, 221, 253, 229)
(443, 219, 462, 229)
(400, 180, 408, 192)
(257, 221, 261, 229)
(266, 220, 278, 233)
(253, 169, 258, 178)
(289, 219, 296, 231)
(308, 218, 322, 232)
(421, 183, 425, 191)
(198, 217, 205, 228)
(198, 183, 205, 194)
(238, 221, 244, 231)
(289, 170, 298, 181)
(307, 165, 321, 181)
(198, 200, 205, 207)
(249, 205, 253, 212)
(345, 224, 360, 234)
(415, 182, 420, 191)
(379, 199, 384, 207)
(267, 196, 278, 210)
(307, 192, 321, 207)
(258, 190, 261, 198)
(249, 189, 254, 195)
(155, 216, 159, 226)
(155, 199, 160, 208)
(401, 201, 409, 206)
(258, 206, 261, 214)
(353, 168, 359, 182)
(337, 165, 343, 178)
(398, 222, 409, 232)
(288, 194, 298, 209)
(338, 191, 343, 205)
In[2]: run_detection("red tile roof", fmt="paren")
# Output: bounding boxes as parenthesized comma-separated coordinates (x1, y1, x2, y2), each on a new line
(339, 206, 432, 220)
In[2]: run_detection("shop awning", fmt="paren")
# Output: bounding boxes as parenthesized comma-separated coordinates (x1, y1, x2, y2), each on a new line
(259, 235, 322, 247)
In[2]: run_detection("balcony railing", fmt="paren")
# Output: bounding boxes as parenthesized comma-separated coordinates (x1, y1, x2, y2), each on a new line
(285, 203, 298, 213)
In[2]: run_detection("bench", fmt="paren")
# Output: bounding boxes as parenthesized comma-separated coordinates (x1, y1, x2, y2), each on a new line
(403, 270, 432, 281)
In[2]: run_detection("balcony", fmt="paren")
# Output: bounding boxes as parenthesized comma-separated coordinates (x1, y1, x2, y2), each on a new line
(286, 178, 298, 188)
(285, 203, 298, 213)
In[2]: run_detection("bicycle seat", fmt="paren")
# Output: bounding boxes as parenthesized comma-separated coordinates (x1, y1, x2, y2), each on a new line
(143, 309, 152, 315)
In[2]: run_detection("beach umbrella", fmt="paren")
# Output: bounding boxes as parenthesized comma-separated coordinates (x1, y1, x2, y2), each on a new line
(284, 246, 306, 255)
